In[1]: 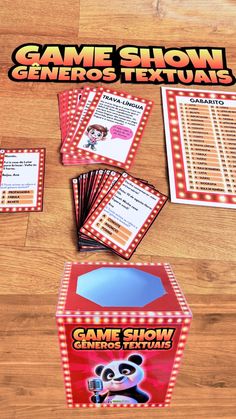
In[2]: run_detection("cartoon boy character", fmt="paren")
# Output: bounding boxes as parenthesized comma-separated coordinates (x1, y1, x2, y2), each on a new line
(84, 124, 108, 151)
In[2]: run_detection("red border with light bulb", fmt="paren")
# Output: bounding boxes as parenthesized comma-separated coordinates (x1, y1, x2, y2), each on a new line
(56, 262, 192, 408)
(65, 87, 153, 170)
(80, 173, 168, 259)
(162, 87, 236, 208)
(0, 148, 45, 212)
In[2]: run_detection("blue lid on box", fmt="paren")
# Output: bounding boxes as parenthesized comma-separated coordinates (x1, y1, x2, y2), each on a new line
(76, 267, 166, 307)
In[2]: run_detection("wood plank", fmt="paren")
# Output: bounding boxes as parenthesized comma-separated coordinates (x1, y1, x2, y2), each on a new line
(1, 405, 235, 419)
(140, 205, 236, 261)
(0, 214, 28, 246)
(0, 250, 235, 293)
(25, 188, 76, 249)
(79, 0, 236, 42)
(0, 97, 59, 139)
(0, 1, 80, 37)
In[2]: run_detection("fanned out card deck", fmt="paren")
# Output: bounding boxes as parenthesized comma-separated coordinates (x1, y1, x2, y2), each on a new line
(58, 87, 153, 170)
(72, 169, 168, 259)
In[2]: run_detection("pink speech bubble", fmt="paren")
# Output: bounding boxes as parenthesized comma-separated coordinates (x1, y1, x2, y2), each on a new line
(110, 125, 133, 140)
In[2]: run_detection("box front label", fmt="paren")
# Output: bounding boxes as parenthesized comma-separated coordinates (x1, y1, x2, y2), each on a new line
(63, 323, 181, 406)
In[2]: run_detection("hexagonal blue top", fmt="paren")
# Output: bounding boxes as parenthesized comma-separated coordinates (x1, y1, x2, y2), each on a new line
(76, 267, 166, 307)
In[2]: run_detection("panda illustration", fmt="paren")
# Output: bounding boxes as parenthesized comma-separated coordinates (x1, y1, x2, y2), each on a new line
(91, 354, 149, 404)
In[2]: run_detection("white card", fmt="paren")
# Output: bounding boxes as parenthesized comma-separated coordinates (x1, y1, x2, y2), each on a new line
(0, 148, 45, 212)
(68, 87, 153, 170)
(162, 87, 236, 209)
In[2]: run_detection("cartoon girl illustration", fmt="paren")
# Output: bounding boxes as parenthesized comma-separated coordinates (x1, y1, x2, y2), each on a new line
(84, 124, 108, 151)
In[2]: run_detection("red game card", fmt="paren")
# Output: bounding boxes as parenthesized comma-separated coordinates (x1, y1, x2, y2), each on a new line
(65, 89, 83, 141)
(162, 87, 236, 209)
(58, 89, 70, 143)
(85, 170, 121, 221)
(73, 170, 122, 251)
(61, 87, 97, 153)
(80, 172, 167, 259)
(0, 148, 45, 212)
(67, 87, 153, 170)
(58, 88, 83, 145)
(72, 177, 79, 226)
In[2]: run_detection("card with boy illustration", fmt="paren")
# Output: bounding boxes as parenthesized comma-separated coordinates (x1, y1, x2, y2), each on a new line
(67, 87, 153, 170)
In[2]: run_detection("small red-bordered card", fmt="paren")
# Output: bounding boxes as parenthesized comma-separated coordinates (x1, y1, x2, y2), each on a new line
(61, 87, 97, 153)
(162, 87, 236, 209)
(66, 87, 153, 170)
(80, 172, 167, 259)
(0, 148, 45, 213)
(58, 88, 83, 146)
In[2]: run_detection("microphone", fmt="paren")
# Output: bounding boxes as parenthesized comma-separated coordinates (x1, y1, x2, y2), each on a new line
(87, 378, 103, 403)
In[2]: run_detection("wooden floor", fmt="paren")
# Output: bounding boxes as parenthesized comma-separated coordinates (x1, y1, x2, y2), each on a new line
(0, 1, 236, 418)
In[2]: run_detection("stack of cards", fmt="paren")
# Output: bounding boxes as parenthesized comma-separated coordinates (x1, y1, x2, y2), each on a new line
(72, 169, 167, 259)
(58, 87, 153, 170)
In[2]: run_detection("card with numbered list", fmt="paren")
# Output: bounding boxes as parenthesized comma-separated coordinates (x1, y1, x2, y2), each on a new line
(162, 87, 236, 209)
(0, 148, 45, 212)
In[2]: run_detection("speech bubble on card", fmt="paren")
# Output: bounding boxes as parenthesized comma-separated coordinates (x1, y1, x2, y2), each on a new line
(110, 125, 133, 140)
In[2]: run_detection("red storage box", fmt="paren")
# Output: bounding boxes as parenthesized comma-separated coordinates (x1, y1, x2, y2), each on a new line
(56, 262, 192, 408)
